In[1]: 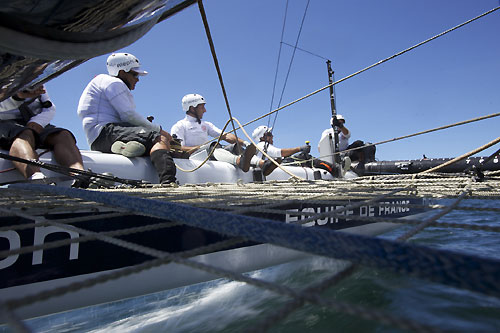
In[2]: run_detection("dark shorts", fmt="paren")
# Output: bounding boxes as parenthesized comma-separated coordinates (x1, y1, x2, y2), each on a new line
(0, 120, 73, 150)
(90, 122, 161, 155)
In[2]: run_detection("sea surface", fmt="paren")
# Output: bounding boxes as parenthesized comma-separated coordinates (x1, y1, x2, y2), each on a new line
(3, 199, 500, 332)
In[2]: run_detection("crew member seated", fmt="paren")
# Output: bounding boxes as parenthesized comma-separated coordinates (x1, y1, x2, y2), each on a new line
(250, 125, 311, 176)
(0, 86, 86, 187)
(318, 114, 375, 175)
(171, 94, 256, 172)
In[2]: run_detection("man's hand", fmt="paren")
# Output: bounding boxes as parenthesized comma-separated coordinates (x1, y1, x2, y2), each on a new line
(16, 86, 46, 100)
(300, 145, 311, 154)
(26, 122, 44, 134)
(160, 129, 172, 141)
(331, 117, 343, 128)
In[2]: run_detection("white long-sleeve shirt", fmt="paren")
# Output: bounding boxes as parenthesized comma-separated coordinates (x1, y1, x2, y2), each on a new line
(0, 93, 56, 127)
(170, 115, 222, 147)
(318, 128, 351, 151)
(77, 74, 161, 146)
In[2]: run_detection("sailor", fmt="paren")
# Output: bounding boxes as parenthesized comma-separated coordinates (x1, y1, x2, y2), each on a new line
(250, 125, 311, 176)
(318, 114, 374, 164)
(318, 114, 351, 152)
(0, 85, 86, 186)
(77, 52, 176, 184)
(170, 94, 256, 172)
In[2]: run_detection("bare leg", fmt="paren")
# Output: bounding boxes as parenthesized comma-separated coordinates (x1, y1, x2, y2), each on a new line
(150, 133, 171, 155)
(44, 130, 84, 172)
(149, 132, 176, 184)
(9, 129, 40, 178)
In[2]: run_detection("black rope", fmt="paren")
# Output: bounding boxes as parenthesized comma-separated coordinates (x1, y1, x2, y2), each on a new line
(197, 0, 241, 150)
(0, 152, 145, 186)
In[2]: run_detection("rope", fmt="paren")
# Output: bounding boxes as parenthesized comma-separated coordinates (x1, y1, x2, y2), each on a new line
(197, 0, 240, 148)
(268, 0, 289, 128)
(283, 111, 500, 168)
(234, 117, 304, 180)
(397, 183, 471, 241)
(0, 152, 145, 187)
(12, 184, 500, 299)
(172, 116, 305, 180)
(4, 236, 246, 311)
(173, 118, 232, 173)
(419, 136, 500, 174)
(281, 41, 330, 61)
(214, 6, 500, 140)
(3, 187, 487, 333)
(271, 0, 311, 130)
(246, 263, 356, 333)
(2, 176, 500, 331)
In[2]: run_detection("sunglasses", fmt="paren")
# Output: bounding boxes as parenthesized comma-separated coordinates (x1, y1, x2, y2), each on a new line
(129, 71, 139, 78)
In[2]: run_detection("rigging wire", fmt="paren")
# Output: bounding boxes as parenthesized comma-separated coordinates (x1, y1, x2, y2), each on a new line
(271, 0, 311, 131)
(233, 5, 500, 135)
(267, 0, 289, 129)
(281, 41, 329, 61)
(197, 0, 241, 150)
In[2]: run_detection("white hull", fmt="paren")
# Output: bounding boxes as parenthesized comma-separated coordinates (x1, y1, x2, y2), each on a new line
(0, 149, 419, 322)
(0, 149, 341, 186)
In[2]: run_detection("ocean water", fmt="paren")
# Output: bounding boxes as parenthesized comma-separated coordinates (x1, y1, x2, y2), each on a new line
(4, 199, 500, 332)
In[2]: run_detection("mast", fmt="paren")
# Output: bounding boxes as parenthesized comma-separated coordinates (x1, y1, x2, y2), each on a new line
(326, 60, 341, 167)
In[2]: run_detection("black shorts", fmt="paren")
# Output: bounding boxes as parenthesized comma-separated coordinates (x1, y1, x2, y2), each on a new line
(0, 120, 74, 150)
(90, 122, 160, 155)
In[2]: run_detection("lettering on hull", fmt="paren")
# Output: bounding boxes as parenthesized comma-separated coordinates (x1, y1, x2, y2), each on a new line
(285, 200, 411, 226)
(0, 225, 79, 270)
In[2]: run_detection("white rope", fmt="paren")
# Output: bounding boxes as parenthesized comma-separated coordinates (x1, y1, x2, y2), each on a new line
(173, 117, 306, 180)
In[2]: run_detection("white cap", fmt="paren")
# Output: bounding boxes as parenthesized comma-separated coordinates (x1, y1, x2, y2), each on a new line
(182, 94, 206, 112)
(252, 125, 272, 141)
(330, 114, 345, 126)
(106, 53, 148, 77)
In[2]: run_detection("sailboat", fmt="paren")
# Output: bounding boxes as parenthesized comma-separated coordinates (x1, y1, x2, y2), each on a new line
(0, 0, 499, 328)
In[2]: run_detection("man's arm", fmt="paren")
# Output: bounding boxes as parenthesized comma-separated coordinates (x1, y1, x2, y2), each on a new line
(0, 96, 24, 112)
(280, 145, 310, 158)
(28, 92, 56, 128)
(170, 122, 201, 155)
(107, 83, 161, 132)
(221, 132, 248, 146)
(264, 143, 310, 159)
(339, 125, 350, 136)
(280, 147, 300, 157)
(26, 122, 44, 134)
(0, 86, 46, 112)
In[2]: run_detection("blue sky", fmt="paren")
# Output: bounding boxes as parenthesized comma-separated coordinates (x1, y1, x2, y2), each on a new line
(45, 0, 500, 161)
